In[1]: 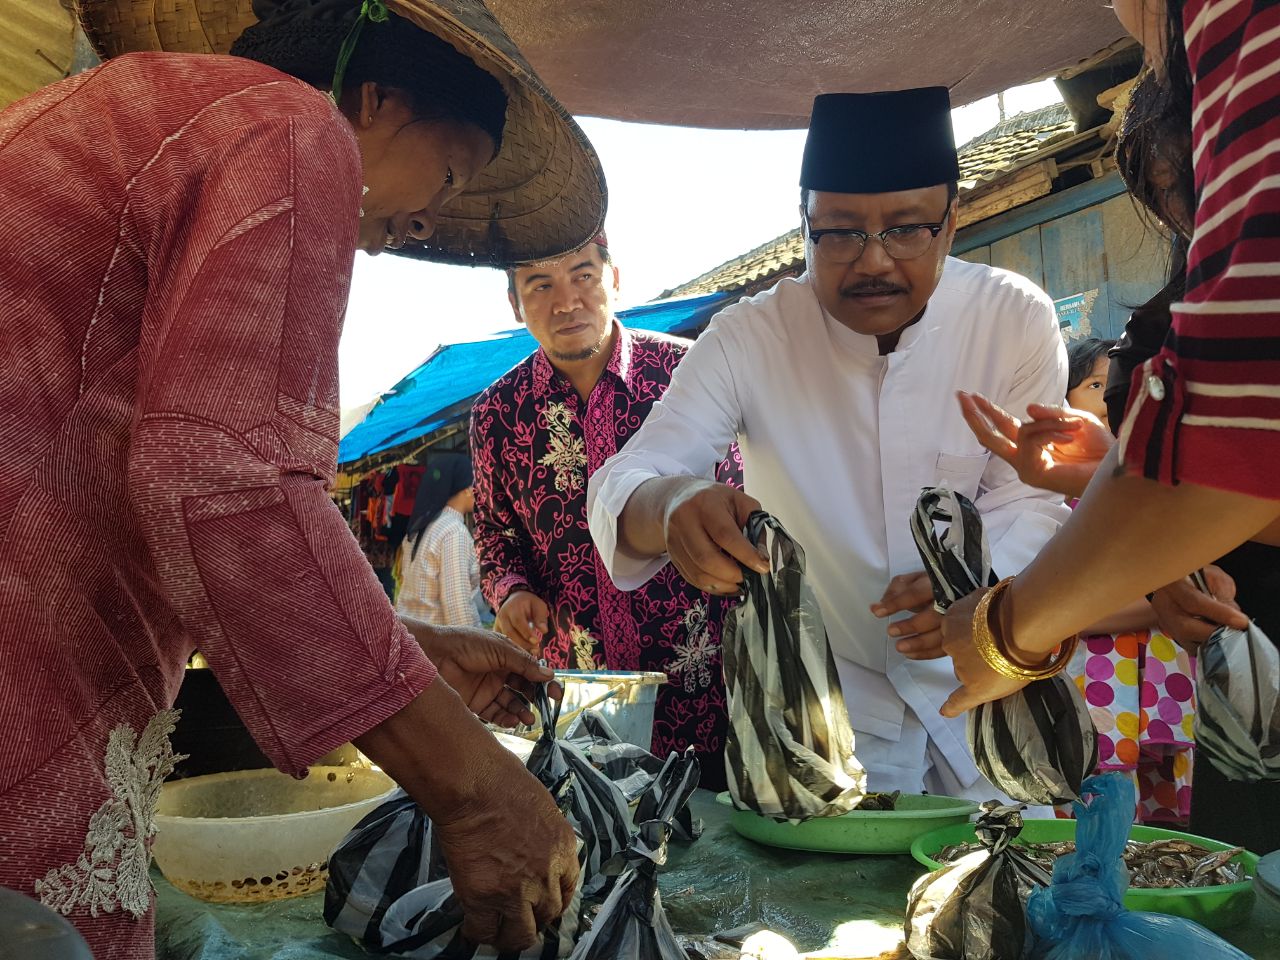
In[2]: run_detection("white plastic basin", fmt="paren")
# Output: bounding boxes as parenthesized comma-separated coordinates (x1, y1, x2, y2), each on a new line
(151, 765, 396, 903)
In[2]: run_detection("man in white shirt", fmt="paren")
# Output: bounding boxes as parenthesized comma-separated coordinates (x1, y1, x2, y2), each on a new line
(587, 88, 1070, 801)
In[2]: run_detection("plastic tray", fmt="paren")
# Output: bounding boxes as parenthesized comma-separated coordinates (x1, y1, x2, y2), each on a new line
(911, 819, 1259, 931)
(716, 792, 979, 854)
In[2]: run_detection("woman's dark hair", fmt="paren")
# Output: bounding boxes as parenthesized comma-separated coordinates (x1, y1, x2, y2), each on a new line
(405, 453, 473, 559)
(230, 1, 507, 153)
(1067, 337, 1117, 394)
(1115, 0, 1193, 240)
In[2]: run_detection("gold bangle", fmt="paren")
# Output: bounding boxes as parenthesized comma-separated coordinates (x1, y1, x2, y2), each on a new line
(972, 577, 1077, 682)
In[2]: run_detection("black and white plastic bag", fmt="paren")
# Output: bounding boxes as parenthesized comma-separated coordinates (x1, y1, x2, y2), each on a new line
(911, 487, 1097, 806)
(905, 802, 1051, 960)
(721, 512, 866, 821)
(1192, 567, 1280, 782)
(323, 778, 584, 959)
(325, 685, 637, 957)
(567, 749, 701, 960)
(527, 686, 636, 901)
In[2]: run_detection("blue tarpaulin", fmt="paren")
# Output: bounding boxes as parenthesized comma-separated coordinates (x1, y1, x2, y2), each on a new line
(337, 291, 730, 465)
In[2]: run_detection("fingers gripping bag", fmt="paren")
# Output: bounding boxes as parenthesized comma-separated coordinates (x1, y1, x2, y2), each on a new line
(323, 776, 584, 959)
(1189, 572, 1280, 782)
(1027, 772, 1249, 960)
(911, 488, 1097, 806)
(324, 685, 637, 957)
(721, 511, 866, 821)
(567, 748, 701, 960)
(904, 802, 1052, 960)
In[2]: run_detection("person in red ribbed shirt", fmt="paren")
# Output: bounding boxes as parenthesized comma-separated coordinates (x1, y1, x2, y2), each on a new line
(938, 0, 1280, 715)
(0, 1, 606, 956)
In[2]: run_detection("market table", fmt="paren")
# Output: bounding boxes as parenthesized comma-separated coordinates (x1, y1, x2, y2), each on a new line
(154, 791, 1280, 960)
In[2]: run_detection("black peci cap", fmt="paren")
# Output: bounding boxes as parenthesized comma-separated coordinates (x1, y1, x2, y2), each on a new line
(800, 88, 960, 194)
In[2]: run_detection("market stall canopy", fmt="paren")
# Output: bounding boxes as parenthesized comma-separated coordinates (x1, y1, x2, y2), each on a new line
(484, 0, 1128, 127)
(338, 290, 730, 465)
(9, 1, 1129, 125)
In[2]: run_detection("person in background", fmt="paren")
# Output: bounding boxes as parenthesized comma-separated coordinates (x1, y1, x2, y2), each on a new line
(1059, 337, 1197, 827)
(1063, 338, 1112, 424)
(955, 64, 1280, 852)
(587, 89, 1070, 804)
(470, 234, 741, 787)
(397, 454, 481, 628)
(0, 0, 598, 953)
(938, 0, 1280, 731)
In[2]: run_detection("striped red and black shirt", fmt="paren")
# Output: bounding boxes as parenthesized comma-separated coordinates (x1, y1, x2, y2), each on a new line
(1119, 0, 1280, 498)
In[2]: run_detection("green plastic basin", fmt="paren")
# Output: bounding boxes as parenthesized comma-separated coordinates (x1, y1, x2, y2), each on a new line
(910, 820, 1259, 932)
(715, 792, 979, 854)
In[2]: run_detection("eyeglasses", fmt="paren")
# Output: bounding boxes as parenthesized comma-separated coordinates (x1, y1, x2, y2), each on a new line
(804, 202, 953, 264)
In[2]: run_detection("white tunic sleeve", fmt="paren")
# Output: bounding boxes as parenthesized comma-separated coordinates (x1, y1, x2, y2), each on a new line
(975, 287, 1072, 577)
(588, 317, 747, 590)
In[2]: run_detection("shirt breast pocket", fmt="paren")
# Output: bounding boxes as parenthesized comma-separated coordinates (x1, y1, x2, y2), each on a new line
(934, 451, 989, 501)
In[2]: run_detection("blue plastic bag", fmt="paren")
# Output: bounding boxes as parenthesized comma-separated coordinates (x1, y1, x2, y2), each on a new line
(1028, 773, 1250, 960)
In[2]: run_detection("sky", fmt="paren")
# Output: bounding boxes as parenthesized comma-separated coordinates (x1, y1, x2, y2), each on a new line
(337, 80, 1063, 412)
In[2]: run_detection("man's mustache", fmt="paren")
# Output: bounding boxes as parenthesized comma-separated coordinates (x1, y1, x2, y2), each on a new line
(840, 281, 907, 297)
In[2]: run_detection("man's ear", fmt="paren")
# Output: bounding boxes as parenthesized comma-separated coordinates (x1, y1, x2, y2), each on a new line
(609, 264, 621, 295)
(508, 290, 525, 326)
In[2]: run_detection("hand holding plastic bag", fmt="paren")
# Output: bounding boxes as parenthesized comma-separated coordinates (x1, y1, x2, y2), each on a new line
(1028, 772, 1250, 960)
(912, 487, 1097, 805)
(1190, 569, 1280, 782)
(721, 512, 866, 821)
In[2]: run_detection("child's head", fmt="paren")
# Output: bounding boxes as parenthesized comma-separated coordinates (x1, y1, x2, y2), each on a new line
(1065, 338, 1116, 422)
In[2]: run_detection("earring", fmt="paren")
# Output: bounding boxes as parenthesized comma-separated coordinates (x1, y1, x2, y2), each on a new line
(359, 184, 369, 218)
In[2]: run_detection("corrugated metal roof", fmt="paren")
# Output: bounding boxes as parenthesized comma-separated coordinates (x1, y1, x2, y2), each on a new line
(1, 0, 78, 109)
(663, 104, 1078, 299)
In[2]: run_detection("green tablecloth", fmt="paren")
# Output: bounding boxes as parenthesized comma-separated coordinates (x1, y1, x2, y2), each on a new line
(154, 791, 1280, 959)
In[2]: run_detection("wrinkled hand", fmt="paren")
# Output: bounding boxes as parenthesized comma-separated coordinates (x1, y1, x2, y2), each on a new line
(873, 572, 944, 660)
(401, 619, 558, 727)
(957, 392, 1115, 498)
(1150, 565, 1248, 654)
(939, 589, 1032, 718)
(434, 763, 579, 951)
(663, 480, 768, 595)
(495, 590, 550, 655)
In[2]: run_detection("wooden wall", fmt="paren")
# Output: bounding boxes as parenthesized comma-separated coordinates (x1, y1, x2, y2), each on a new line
(956, 193, 1173, 342)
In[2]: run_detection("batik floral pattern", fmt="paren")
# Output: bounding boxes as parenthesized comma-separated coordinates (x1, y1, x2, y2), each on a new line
(471, 326, 742, 769)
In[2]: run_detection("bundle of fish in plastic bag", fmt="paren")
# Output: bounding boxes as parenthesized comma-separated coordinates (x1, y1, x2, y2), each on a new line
(721, 511, 866, 821)
(904, 802, 1052, 960)
(911, 487, 1097, 806)
(567, 748, 702, 960)
(1028, 772, 1249, 959)
(1189, 571, 1280, 782)
(325, 684, 697, 958)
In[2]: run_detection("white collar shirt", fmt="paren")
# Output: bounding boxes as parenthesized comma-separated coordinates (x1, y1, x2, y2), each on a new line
(588, 257, 1070, 791)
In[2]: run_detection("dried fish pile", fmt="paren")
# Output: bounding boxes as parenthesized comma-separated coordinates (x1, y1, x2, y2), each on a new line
(935, 837, 1249, 888)
(858, 791, 901, 811)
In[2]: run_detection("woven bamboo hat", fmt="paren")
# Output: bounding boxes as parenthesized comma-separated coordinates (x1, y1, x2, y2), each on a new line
(75, 0, 607, 267)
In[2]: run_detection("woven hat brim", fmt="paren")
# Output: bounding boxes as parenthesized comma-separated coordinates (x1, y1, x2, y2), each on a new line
(75, 0, 606, 267)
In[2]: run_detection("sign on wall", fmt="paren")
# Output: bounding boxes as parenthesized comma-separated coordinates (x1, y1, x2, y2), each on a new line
(1054, 289, 1100, 338)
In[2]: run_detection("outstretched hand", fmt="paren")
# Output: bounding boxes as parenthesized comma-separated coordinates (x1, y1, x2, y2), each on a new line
(957, 392, 1114, 498)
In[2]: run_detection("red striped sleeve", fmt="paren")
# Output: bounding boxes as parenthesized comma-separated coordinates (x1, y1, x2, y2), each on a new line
(1120, 0, 1280, 497)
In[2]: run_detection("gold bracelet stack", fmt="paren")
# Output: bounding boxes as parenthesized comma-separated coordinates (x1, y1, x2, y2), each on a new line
(972, 576, 1077, 682)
